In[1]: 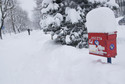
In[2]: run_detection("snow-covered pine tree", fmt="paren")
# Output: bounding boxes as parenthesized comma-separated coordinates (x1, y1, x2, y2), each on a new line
(40, 0, 118, 48)
(40, 0, 63, 40)
(54, 0, 88, 48)
(40, 0, 87, 47)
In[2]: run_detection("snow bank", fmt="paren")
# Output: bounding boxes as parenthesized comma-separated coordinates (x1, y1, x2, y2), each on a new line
(65, 7, 81, 24)
(86, 7, 117, 33)
(0, 28, 125, 84)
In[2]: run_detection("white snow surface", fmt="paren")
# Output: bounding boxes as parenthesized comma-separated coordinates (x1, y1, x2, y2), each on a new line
(89, 0, 119, 8)
(40, 13, 63, 28)
(107, 0, 119, 8)
(66, 35, 71, 44)
(65, 7, 81, 24)
(0, 26, 125, 84)
(86, 7, 117, 33)
(42, 0, 52, 7)
(40, 15, 54, 28)
(89, 0, 107, 3)
(41, 2, 59, 14)
(54, 13, 63, 26)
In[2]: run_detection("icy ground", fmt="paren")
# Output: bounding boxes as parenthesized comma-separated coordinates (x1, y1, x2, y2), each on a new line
(0, 26, 125, 84)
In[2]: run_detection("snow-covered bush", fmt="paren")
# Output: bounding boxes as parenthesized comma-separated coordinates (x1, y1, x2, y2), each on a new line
(40, 0, 118, 48)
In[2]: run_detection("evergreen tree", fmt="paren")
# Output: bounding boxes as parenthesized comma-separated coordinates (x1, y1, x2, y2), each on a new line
(40, 0, 118, 48)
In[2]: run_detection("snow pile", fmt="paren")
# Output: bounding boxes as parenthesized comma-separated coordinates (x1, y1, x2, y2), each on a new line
(65, 7, 81, 24)
(89, 0, 119, 8)
(116, 16, 124, 25)
(54, 13, 63, 26)
(89, 0, 107, 3)
(86, 7, 117, 33)
(42, 0, 52, 7)
(66, 35, 71, 44)
(40, 15, 54, 28)
(40, 13, 63, 28)
(107, 0, 119, 8)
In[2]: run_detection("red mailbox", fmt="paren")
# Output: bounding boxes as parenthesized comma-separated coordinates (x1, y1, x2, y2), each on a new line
(88, 32, 117, 58)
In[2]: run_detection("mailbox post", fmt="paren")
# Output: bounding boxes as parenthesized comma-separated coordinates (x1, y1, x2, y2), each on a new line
(86, 7, 117, 63)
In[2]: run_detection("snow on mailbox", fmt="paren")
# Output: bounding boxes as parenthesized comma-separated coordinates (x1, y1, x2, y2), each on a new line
(86, 7, 117, 62)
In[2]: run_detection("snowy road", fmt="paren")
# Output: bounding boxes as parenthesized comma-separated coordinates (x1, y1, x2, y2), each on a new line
(0, 28, 125, 84)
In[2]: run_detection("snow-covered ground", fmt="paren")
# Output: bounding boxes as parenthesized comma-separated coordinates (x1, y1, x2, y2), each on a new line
(0, 26, 125, 84)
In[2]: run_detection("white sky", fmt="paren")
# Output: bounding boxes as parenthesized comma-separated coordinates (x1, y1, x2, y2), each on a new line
(18, 0, 36, 21)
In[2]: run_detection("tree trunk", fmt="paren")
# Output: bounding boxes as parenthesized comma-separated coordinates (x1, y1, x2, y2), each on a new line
(0, 28, 2, 39)
(0, 19, 4, 40)
(12, 21, 16, 34)
(10, 9, 16, 34)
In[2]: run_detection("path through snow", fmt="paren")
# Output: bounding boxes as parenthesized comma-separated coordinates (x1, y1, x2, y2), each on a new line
(0, 28, 125, 84)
